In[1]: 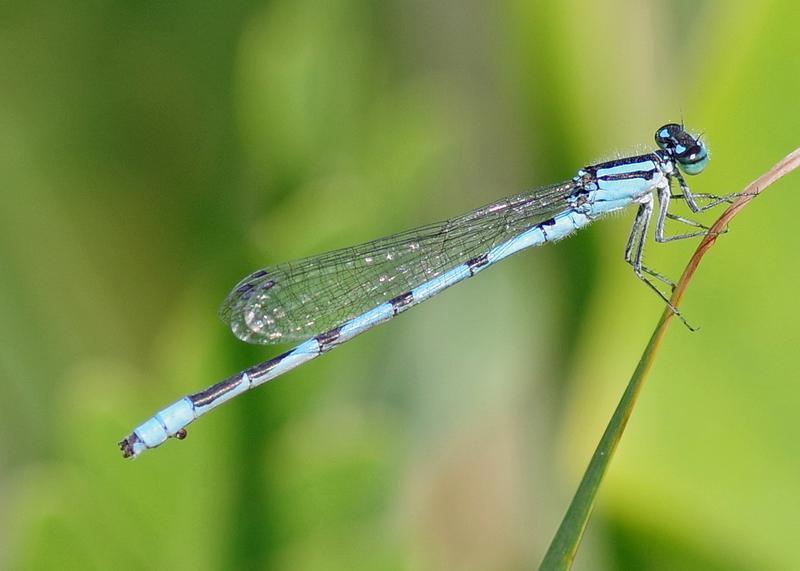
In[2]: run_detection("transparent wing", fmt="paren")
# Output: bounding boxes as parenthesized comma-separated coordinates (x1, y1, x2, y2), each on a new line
(221, 180, 577, 344)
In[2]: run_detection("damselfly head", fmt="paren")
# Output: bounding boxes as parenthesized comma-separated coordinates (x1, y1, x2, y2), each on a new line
(655, 123, 709, 176)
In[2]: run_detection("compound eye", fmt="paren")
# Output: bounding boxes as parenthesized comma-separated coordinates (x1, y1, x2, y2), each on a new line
(655, 123, 682, 151)
(677, 142, 702, 162)
(679, 147, 709, 175)
(654, 123, 708, 175)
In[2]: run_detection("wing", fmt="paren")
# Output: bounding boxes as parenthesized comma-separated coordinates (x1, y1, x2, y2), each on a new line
(220, 180, 577, 344)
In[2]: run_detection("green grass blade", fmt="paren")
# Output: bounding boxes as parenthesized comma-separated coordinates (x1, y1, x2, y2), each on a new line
(538, 147, 800, 571)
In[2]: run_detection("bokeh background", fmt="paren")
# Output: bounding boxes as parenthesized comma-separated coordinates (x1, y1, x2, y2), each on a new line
(2, 1, 800, 569)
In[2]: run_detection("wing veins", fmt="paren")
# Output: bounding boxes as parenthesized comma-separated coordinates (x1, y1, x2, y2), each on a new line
(221, 180, 577, 344)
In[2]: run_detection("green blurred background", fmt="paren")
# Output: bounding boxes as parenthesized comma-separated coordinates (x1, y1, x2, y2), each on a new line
(2, 1, 799, 569)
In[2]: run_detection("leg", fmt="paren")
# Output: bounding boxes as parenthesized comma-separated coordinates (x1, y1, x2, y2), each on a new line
(623, 203, 645, 264)
(666, 212, 708, 230)
(654, 184, 709, 243)
(625, 202, 675, 288)
(671, 191, 755, 211)
(672, 170, 702, 212)
(625, 194, 696, 330)
(672, 170, 755, 213)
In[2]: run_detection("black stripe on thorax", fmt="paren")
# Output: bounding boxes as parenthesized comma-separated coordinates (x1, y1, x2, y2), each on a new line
(585, 154, 657, 180)
(601, 169, 658, 182)
(593, 153, 654, 169)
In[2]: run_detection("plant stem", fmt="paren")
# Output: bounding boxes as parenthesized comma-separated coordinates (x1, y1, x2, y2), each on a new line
(538, 146, 800, 571)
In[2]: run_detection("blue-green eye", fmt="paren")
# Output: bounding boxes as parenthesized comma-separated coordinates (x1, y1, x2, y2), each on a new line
(654, 123, 709, 176)
(679, 148, 708, 175)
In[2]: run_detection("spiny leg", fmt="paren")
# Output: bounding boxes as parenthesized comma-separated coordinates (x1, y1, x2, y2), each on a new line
(626, 194, 695, 330)
(625, 203, 676, 289)
(655, 184, 710, 243)
(624, 202, 645, 264)
(671, 170, 756, 214)
(666, 212, 733, 239)
(661, 175, 737, 241)
(672, 170, 703, 212)
(666, 212, 709, 230)
(670, 191, 755, 211)
(625, 186, 710, 290)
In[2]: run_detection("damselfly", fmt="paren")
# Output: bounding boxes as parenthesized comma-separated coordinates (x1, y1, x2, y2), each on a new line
(120, 123, 729, 458)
